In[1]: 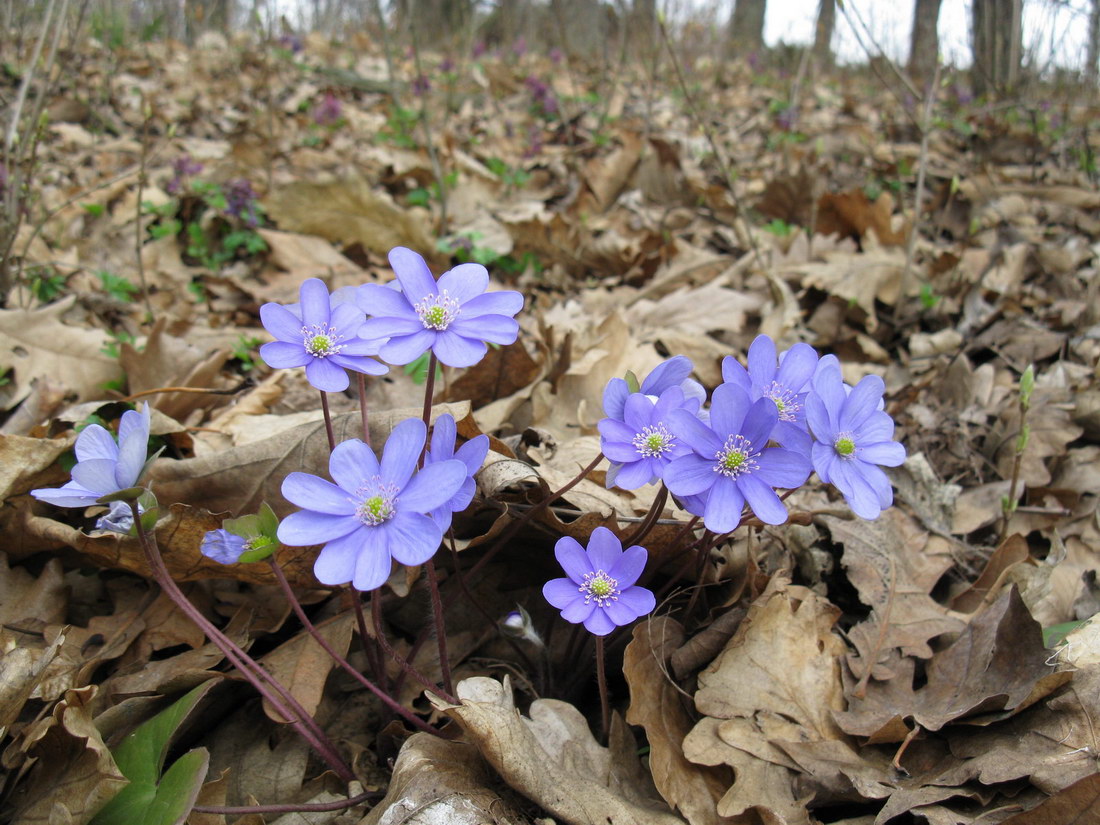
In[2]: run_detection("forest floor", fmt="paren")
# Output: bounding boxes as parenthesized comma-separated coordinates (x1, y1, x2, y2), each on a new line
(2, 26, 1100, 825)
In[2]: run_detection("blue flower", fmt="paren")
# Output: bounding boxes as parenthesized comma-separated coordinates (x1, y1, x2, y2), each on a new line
(805, 367, 906, 520)
(200, 529, 249, 564)
(601, 355, 704, 424)
(423, 413, 489, 532)
(664, 384, 812, 534)
(260, 278, 387, 393)
(721, 335, 819, 457)
(542, 527, 656, 636)
(356, 247, 523, 368)
(599, 386, 694, 490)
(277, 418, 467, 592)
(32, 404, 152, 508)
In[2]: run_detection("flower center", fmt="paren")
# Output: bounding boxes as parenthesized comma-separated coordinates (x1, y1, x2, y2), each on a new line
(834, 432, 857, 458)
(580, 569, 620, 608)
(713, 434, 759, 478)
(302, 323, 345, 357)
(764, 381, 800, 422)
(414, 290, 460, 331)
(353, 477, 399, 526)
(632, 423, 675, 458)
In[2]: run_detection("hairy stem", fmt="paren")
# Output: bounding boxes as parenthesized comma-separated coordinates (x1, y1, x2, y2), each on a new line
(319, 390, 336, 452)
(595, 635, 609, 743)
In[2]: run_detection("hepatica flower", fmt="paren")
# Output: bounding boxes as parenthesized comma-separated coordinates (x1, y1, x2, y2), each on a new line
(542, 527, 656, 636)
(277, 418, 467, 592)
(423, 413, 489, 532)
(722, 335, 819, 457)
(260, 278, 387, 393)
(665, 384, 812, 534)
(599, 387, 693, 489)
(356, 247, 523, 368)
(806, 367, 906, 520)
(32, 403, 152, 508)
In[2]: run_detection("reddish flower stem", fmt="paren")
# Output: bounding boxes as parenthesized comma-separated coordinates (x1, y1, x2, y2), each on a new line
(130, 503, 354, 782)
(356, 372, 371, 447)
(370, 588, 456, 704)
(319, 390, 336, 452)
(595, 635, 609, 743)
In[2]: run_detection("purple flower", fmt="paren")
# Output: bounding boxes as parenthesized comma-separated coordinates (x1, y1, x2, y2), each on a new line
(512, 36, 527, 58)
(312, 92, 343, 126)
(260, 278, 388, 393)
(356, 247, 523, 368)
(542, 527, 655, 636)
(225, 178, 260, 226)
(549, 48, 563, 65)
(440, 57, 455, 73)
(32, 404, 151, 508)
(411, 74, 431, 96)
(805, 368, 906, 520)
(165, 155, 203, 195)
(96, 500, 142, 534)
(664, 384, 812, 534)
(424, 413, 489, 531)
(721, 335, 819, 457)
(599, 386, 694, 490)
(602, 355, 705, 423)
(277, 418, 468, 592)
(201, 529, 249, 564)
(472, 40, 487, 59)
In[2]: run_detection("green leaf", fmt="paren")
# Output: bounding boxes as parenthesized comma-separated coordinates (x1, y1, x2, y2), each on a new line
(1043, 620, 1085, 648)
(147, 747, 209, 825)
(110, 682, 215, 783)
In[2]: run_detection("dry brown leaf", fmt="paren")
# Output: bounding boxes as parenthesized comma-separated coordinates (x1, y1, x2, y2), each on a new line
(816, 189, 907, 246)
(260, 611, 354, 724)
(0, 297, 123, 409)
(999, 772, 1100, 824)
(431, 676, 685, 825)
(623, 617, 735, 825)
(0, 433, 75, 502)
(797, 243, 908, 330)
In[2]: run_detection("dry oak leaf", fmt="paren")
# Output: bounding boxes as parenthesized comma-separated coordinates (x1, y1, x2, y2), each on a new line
(682, 579, 854, 824)
(259, 610, 354, 724)
(795, 242, 907, 331)
(0, 296, 123, 409)
(623, 616, 737, 825)
(431, 676, 685, 825)
(6, 685, 128, 825)
(822, 508, 966, 681)
(834, 587, 1071, 741)
(999, 772, 1100, 825)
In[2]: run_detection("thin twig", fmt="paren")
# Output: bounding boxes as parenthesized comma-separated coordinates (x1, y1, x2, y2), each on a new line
(192, 791, 378, 815)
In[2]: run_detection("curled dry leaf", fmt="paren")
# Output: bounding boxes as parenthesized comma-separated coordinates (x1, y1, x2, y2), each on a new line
(259, 611, 355, 724)
(430, 676, 686, 825)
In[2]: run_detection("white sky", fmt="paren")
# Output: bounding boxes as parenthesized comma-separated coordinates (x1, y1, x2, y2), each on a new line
(753, 0, 1095, 71)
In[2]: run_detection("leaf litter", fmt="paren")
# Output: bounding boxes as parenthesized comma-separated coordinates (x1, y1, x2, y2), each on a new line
(1, 24, 1099, 825)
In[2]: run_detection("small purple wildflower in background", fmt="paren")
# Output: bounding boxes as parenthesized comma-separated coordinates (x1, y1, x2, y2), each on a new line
(260, 277, 387, 392)
(277, 419, 467, 591)
(664, 384, 811, 534)
(722, 335, 819, 457)
(524, 124, 543, 158)
(225, 178, 260, 226)
(312, 92, 343, 126)
(549, 47, 563, 64)
(411, 74, 431, 96)
(32, 404, 151, 508)
(277, 33, 303, 53)
(423, 413, 489, 532)
(357, 247, 523, 368)
(542, 527, 655, 636)
(165, 155, 203, 195)
(472, 40, 487, 59)
(525, 76, 557, 117)
(806, 367, 906, 520)
(440, 57, 455, 73)
(512, 36, 527, 58)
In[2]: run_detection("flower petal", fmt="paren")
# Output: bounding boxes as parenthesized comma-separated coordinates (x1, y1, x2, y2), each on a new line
(603, 377, 629, 421)
(357, 282, 417, 318)
(72, 459, 122, 496)
(812, 442, 837, 484)
(720, 355, 751, 393)
(359, 315, 425, 340)
(330, 302, 365, 332)
(703, 478, 745, 534)
(830, 459, 882, 519)
(641, 355, 693, 396)
(389, 246, 437, 302)
(449, 315, 518, 345)
(562, 597, 596, 625)
(278, 510, 361, 544)
(709, 383, 752, 439)
(747, 335, 778, 385)
(399, 460, 467, 512)
(380, 330, 436, 365)
(457, 290, 523, 319)
(840, 374, 885, 432)
(260, 302, 305, 342)
(380, 418, 426, 488)
(855, 411, 895, 444)
(432, 331, 487, 367)
(608, 544, 648, 587)
(555, 536, 593, 582)
(544, 578, 582, 609)
(755, 447, 812, 489)
(599, 417, 636, 445)
(280, 473, 356, 514)
(437, 262, 489, 304)
(329, 353, 389, 376)
(299, 278, 332, 327)
(668, 409, 722, 456)
(859, 441, 906, 467)
(602, 439, 641, 464)
(775, 342, 819, 392)
(739, 474, 788, 525)
(812, 367, 846, 434)
(611, 458, 657, 489)
(583, 608, 617, 636)
(31, 482, 101, 508)
(586, 526, 622, 572)
(455, 435, 489, 476)
(74, 425, 118, 463)
(430, 413, 457, 459)
(805, 391, 836, 442)
(623, 393, 654, 431)
(664, 454, 716, 496)
(740, 397, 779, 451)
(858, 461, 895, 508)
(384, 511, 443, 565)
(614, 586, 656, 619)
(313, 529, 366, 586)
(304, 357, 350, 392)
(260, 341, 311, 369)
(329, 440, 380, 492)
(773, 420, 813, 457)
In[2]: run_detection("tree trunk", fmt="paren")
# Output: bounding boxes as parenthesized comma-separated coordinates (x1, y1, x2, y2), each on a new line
(907, 0, 942, 87)
(629, 0, 657, 57)
(813, 0, 835, 66)
(727, 0, 766, 57)
(1087, 0, 1100, 84)
(971, 0, 1022, 97)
